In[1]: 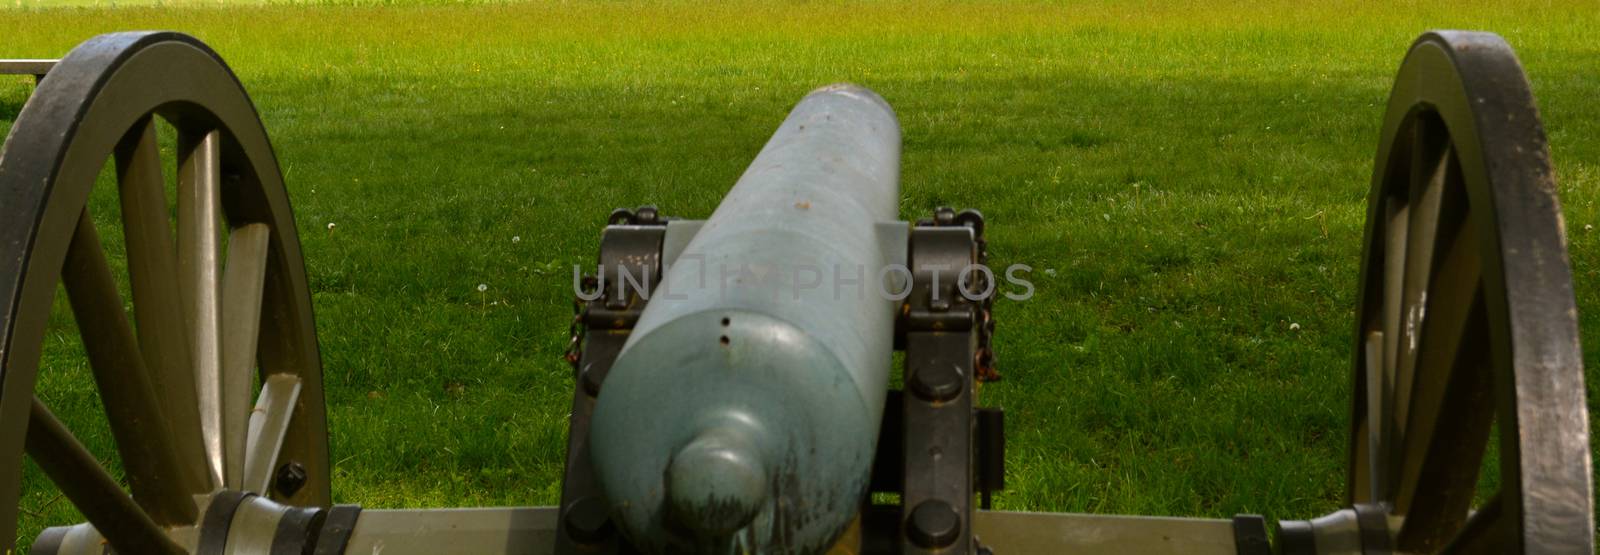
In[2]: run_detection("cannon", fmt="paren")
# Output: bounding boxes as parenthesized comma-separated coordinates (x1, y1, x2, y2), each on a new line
(0, 30, 1592, 554)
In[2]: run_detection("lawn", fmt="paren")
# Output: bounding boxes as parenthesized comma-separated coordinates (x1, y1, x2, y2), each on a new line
(2, 0, 1598, 548)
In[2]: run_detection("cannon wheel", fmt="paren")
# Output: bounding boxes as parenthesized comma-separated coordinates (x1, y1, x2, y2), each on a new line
(1344, 31, 1592, 553)
(0, 32, 330, 552)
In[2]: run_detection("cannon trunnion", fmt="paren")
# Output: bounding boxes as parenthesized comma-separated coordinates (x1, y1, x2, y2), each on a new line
(0, 29, 1593, 555)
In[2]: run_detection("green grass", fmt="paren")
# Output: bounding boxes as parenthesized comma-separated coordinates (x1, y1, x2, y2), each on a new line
(3, 0, 1599, 547)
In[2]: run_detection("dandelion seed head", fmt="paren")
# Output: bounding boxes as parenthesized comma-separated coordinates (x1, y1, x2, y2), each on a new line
(477, 283, 488, 292)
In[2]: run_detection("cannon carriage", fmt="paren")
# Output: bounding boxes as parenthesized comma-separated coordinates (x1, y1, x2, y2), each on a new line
(0, 30, 1591, 554)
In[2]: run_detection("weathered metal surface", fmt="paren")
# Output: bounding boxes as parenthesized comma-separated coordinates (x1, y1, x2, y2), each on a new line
(555, 223, 664, 554)
(900, 225, 978, 555)
(1275, 505, 1400, 555)
(588, 84, 901, 553)
(1346, 30, 1592, 553)
(0, 31, 329, 550)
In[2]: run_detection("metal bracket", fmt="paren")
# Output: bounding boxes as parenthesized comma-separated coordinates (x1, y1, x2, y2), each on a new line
(554, 211, 665, 555)
(897, 221, 981, 555)
(559, 206, 1003, 554)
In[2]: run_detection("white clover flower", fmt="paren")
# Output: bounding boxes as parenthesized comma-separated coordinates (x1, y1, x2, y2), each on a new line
(512, 236, 521, 243)
(326, 222, 336, 230)
(1289, 323, 1301, 330)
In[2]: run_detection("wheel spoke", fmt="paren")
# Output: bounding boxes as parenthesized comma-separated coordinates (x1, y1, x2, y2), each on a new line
(1374, 185, 1408, 502)
(60, 209, 205, 524)
(243, 373, 302, 494)
(179, 128, 226, 487)
(1442, 494, 1512, 554)
(1391, 128, 1452, 449)
(1394, 298, 1493, 550)
(220, 223, 271, 489)
(113, 117, 213, 492)
(24, 398, 185, 554)
(1392, 169, 1493, 553)
(1363, 330, 1388, 503)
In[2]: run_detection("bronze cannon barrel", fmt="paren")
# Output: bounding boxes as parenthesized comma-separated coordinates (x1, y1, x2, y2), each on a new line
(588, 84, 902, 553)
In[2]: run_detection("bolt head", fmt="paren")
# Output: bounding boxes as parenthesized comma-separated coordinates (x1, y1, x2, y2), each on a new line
(635, 205, 660, 224)
(907, 499, 961, 548)
(274, 461, 308, 498)
(910, 363, 964, 402)
(564, 496, 614, 544)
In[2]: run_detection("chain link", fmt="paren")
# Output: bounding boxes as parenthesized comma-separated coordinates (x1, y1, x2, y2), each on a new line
(920, 207, 1000, 382)
(564, 275, 598, 369)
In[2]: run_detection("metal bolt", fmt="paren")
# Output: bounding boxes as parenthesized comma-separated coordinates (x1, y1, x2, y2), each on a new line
(274, 461, 308, 498)
(608, 208, 634, 225)
(907, 499, 960, 548)
(564, 496, 614, 544)
(909, 363, 963, 403)
(933, 206, 956, 226)
(635, 205, 660, 225)
(956, 208, 985, 235)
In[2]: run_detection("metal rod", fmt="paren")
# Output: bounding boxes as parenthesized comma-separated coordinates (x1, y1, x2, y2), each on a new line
(60, 208, 200, 524)
(25, 397, 185, 555)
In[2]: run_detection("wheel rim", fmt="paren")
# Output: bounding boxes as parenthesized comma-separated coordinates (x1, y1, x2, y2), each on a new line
(0, 32, 330, 551)
(1347, 31, 1592, 552)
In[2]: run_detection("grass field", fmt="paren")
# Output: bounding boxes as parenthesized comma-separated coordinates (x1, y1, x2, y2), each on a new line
(2, 0, 1598, 547)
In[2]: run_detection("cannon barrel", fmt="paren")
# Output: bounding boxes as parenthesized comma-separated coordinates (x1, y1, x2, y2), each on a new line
(588, 84, 902, 553)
